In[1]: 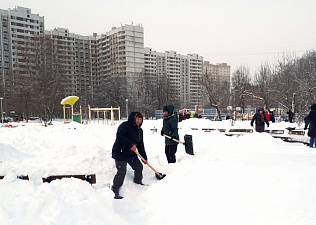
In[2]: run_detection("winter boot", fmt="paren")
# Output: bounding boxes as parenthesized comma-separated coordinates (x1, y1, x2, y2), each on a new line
(134, 180, 146, 186)
(111, 187, 123, 199)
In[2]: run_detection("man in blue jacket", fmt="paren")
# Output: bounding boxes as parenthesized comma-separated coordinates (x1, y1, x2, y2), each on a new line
(111, 112, 148, 199)
(161, 105, 179, 163)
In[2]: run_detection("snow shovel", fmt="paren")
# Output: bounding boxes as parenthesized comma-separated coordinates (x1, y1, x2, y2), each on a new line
(163, 134, 194, 155)
(134, 150, 166, 180)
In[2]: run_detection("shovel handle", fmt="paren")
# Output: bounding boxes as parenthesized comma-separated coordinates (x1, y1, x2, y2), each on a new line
(163, 134, 185, 145)
(134, 150, 162, 177)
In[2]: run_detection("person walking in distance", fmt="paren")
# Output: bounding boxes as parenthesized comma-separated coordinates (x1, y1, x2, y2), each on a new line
(304, 103, 316, 148)
(111, 112, 148, 199)
(161, 105, 179, 163)
(250, 108, 269, 132)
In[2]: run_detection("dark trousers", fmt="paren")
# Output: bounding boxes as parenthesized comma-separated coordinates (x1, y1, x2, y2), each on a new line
(165, 145, 178, 163)
(255, 125, 265, 133)
(112, 158, 143, 190)
(310, 136, 316, 148)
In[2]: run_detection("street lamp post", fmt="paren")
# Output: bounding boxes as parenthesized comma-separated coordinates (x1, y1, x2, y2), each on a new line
(292, 93, 296, 113)
(125, 99, 128, 119)
(0, 97, 3, 124)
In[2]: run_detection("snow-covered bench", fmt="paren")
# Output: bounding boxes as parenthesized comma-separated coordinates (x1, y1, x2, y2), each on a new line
(0, 175, 29, 180)
(42, 174, 96, 184)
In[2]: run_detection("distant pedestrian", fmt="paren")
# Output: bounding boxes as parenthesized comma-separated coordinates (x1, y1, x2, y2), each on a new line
(161, 105, 179, 163)
(304, 103, 316, 148)
(269, 110, 275, 123)
(178, 111, 183, 122)
(287, 110, 294, 123)
(265, 109, 271, 122)
(250, 108, 269, 132)
(111, 112, 148, 199)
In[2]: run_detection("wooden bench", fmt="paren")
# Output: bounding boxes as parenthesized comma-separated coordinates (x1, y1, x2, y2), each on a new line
(201, 128, 215, 132)
(0, 175, 29, 180)
(42, 174, 96, 184)
(265, 129, 285, 134)
(228, 129, 253, 133)
(225, 128, 253, 136)
(288, 130, 305, 136)
(200, 128, 226, 132)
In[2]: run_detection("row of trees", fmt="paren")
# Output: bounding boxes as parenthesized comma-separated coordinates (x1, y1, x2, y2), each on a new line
(1, 34, 315, 123)
(93, 70, 181, 119)
(201, 51, 316, 119)
(0, 36, 65, 125)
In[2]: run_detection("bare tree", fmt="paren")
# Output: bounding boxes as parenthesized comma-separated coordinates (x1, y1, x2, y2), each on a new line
(156, 72, 179, 109)
(201, 69, 230, 118)
(95, 76, 126, 108)
(253, 63, 273, 109)
(270, 53, 298, 111)
(7, 36, 38, 121)
(32, 36, 65, 125)
(5, 35, 65, 124)
(231, 65, 252, 112)
(294, 51, 316, 113)
(136, 70, 158, 118)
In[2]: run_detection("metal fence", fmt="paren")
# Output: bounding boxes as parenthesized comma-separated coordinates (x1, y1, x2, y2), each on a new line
(155, 107, 259, 120)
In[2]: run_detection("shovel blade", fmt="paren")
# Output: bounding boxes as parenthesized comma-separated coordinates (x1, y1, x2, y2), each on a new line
(155, 172, 166, 180)
(184, 134, 194, 155)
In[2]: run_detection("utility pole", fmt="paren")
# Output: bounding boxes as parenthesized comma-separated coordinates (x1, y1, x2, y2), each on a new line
(0, 97, 3, 124)
(125, 99, 128, 119)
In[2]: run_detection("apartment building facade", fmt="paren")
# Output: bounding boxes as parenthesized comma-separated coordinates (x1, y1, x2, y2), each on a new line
(203, 61, 231, 83)
(144, 48, 203, 108)
(1, 6, 230, 114)
(0, 6, 44, 98)
(97, 24, 144, 108)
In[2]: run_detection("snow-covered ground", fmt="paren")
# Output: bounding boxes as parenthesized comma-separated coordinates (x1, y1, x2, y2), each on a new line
(0, 118, 315, 225)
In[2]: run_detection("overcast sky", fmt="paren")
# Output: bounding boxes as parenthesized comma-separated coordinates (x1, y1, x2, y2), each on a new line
(3, 0, 316, 74)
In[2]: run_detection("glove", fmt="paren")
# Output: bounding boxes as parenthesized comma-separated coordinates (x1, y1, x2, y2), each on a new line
(304, 127, 308, 130)
(250, 123, 253, 127)
(142, 159, 148, 164)
(130, 145, 136, 151)
(161, 130, 164, 136)
(267, 123, 269, 127)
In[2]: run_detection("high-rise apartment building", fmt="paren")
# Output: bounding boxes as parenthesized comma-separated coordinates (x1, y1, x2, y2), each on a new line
(186, 53, 203, 108)
(97, 24, 144, 107)
(0, 6, 145, 109)
(203, 61, 231, 83)
(44, 28, 98, 103)
(144, 48, 203, 108)
(0, 6, 44, 97)
(0, 6, 230, 114)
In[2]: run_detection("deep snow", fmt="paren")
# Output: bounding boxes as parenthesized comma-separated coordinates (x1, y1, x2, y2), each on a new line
(0, 118, 316, 225)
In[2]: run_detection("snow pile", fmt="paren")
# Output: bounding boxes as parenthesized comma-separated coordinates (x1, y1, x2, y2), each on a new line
(0, 119, 315, 225)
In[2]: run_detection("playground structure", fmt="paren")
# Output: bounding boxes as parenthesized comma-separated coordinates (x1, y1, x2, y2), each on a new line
(61, 96, 121, 125)
(61, 96, 82, 124)
(88, 105, 120, 125)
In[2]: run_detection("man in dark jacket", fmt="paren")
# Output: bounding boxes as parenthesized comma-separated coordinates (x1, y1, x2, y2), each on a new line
(250, 108, 269, 132)
(161, 105, 179, 163)
(304, 103, 316, 148)
(111, 112, 148, 199)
